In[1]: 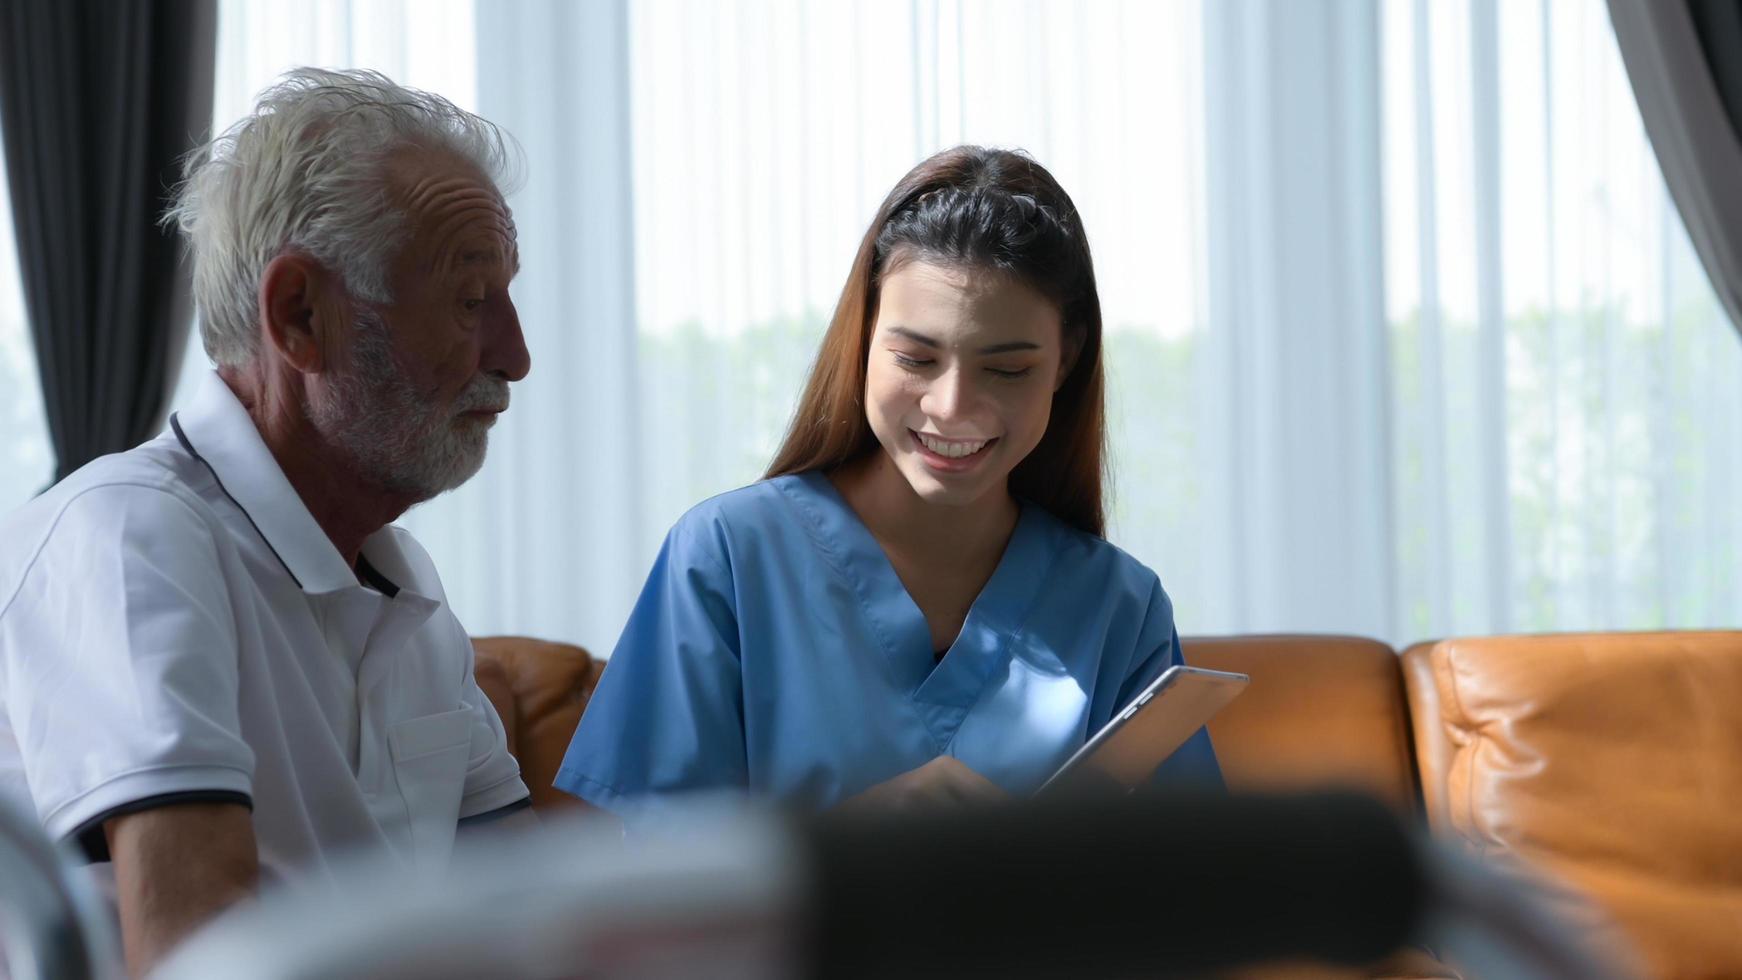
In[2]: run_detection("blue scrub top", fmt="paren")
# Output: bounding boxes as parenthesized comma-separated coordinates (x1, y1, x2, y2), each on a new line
(556, 471, 1221, 816)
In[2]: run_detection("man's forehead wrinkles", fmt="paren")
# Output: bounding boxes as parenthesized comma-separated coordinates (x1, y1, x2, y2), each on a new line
(400, 171, 490, 206)
(420, 193, 508, 231)
(431, 206, 512, 249)
(429, 200, 510, 238)
(404, 180, 516, 276)
(397, 168, 509, 235)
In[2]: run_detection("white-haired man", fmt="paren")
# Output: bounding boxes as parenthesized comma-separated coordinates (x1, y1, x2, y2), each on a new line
(0, 69, 533, 973)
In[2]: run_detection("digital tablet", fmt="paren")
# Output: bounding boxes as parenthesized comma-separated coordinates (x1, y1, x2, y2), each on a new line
(1036, 664, 1250, 796)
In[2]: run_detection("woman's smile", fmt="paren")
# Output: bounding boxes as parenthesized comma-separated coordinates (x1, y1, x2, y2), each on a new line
(911, 428, 998, 471)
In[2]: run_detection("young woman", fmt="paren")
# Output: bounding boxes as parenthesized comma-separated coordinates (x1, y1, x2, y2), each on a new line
(556, 146, 1220, 816)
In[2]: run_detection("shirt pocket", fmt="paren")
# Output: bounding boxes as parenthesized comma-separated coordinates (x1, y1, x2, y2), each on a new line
(387, 707, 472, 864)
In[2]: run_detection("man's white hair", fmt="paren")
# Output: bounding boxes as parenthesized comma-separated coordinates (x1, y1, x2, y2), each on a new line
(166, 67, 519, 368)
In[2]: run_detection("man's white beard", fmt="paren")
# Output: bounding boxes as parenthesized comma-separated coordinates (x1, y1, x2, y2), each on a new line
(309, 310, 510, 502)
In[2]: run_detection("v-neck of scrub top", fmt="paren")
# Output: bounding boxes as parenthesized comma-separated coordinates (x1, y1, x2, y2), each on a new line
(783, 471, 1059, 747)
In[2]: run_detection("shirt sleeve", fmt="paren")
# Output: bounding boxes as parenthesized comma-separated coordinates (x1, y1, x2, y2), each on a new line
(1120, 578, 1226, 790)
(0, 485, 256, 846)
(456, 649, 531, 818)
(553, 516, 746, 817)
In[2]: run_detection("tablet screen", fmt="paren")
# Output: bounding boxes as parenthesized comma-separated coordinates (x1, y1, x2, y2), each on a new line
(1037, 665, 1249, 795)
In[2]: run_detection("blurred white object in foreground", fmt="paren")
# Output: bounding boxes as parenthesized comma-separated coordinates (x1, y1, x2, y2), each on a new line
(152, 805, 799, 980)
(0, 794, 120, 980)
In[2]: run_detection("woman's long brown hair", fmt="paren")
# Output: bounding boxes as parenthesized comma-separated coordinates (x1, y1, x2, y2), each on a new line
(764, 145, 1107, 537)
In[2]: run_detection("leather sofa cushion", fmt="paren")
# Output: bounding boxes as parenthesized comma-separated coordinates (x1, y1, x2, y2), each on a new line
(1185, 635, 1420, 814)
(1403, 632, 1742, 978)
(472, 636, 602, 809)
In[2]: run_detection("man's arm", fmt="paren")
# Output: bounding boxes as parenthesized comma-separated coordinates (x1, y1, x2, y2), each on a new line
(456, 797, 541, 847)
(104, 802, 258, 978)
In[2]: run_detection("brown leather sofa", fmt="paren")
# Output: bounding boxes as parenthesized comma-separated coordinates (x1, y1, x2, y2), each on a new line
(473, 631, 1742, 979)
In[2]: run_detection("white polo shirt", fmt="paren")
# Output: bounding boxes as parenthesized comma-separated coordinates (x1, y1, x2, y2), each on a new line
(0, 372, 529, 883)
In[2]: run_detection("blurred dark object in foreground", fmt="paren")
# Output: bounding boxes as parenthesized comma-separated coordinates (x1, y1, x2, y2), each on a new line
(809, 791, 1419, 979)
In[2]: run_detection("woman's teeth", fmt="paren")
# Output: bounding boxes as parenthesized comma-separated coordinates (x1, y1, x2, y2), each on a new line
(917, 432, 989, 458)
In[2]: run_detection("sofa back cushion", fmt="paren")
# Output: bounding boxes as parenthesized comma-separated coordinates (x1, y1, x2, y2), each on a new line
(1183, 635, 1419, 814)
(476, 633, 1423, 816)
(1402, 632, 1742, 978)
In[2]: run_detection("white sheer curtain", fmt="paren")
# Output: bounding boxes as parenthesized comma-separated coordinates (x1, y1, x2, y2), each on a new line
(0, 141, 54, 511)
(1381, 0, 1742, 637)
(140, 0, 1742, 653)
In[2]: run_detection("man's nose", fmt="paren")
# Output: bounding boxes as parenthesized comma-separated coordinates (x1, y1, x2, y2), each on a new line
(482, 293, 531, 382)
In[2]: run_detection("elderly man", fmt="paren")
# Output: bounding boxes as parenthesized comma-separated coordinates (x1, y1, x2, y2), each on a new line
(0, 68, 531, 973)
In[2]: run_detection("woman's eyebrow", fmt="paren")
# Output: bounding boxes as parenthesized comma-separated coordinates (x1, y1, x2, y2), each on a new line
(977, 341, 1041, 354)
(887, 326, 940, 348)
(886, 327, 1041, 355)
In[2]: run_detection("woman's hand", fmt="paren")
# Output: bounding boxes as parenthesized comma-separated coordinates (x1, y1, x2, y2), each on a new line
(837, 757, 1009, 813)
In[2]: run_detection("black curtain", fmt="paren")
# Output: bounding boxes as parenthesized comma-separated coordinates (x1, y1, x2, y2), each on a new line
(0, 0, 216, 484)
(1610, 0, 1742, 339)
(1689, 0, 1742, 139)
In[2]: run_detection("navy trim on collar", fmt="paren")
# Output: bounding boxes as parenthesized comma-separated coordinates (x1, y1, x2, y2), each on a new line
(171, 412, 304, 589)
(355, 553, 401, 598)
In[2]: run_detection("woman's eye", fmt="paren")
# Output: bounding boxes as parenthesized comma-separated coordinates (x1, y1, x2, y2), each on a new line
(892, 353, 934, 369)
(987, 367, 1033, 379)
(462, 298, 485, 312)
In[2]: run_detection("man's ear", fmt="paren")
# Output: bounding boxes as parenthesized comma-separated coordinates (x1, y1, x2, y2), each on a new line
(1055, 324, 1086, 391)
(259, 254, 330, 374)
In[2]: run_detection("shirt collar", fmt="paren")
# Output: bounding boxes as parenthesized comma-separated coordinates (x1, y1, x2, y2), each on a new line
(171, 371, 401, 597)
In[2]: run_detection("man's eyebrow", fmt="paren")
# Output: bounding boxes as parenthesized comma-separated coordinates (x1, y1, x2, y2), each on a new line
(455, 246, 506, 268)
(446, 245, 520, 279)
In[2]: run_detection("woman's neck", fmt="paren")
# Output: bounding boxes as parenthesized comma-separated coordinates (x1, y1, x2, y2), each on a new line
(829, 452, 1020, 571)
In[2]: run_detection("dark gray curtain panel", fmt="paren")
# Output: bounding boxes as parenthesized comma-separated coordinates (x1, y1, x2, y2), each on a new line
(0, 0, 216, 483)
(1609, 0, 1742, 340)
(1689, 1, 1742, 141)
